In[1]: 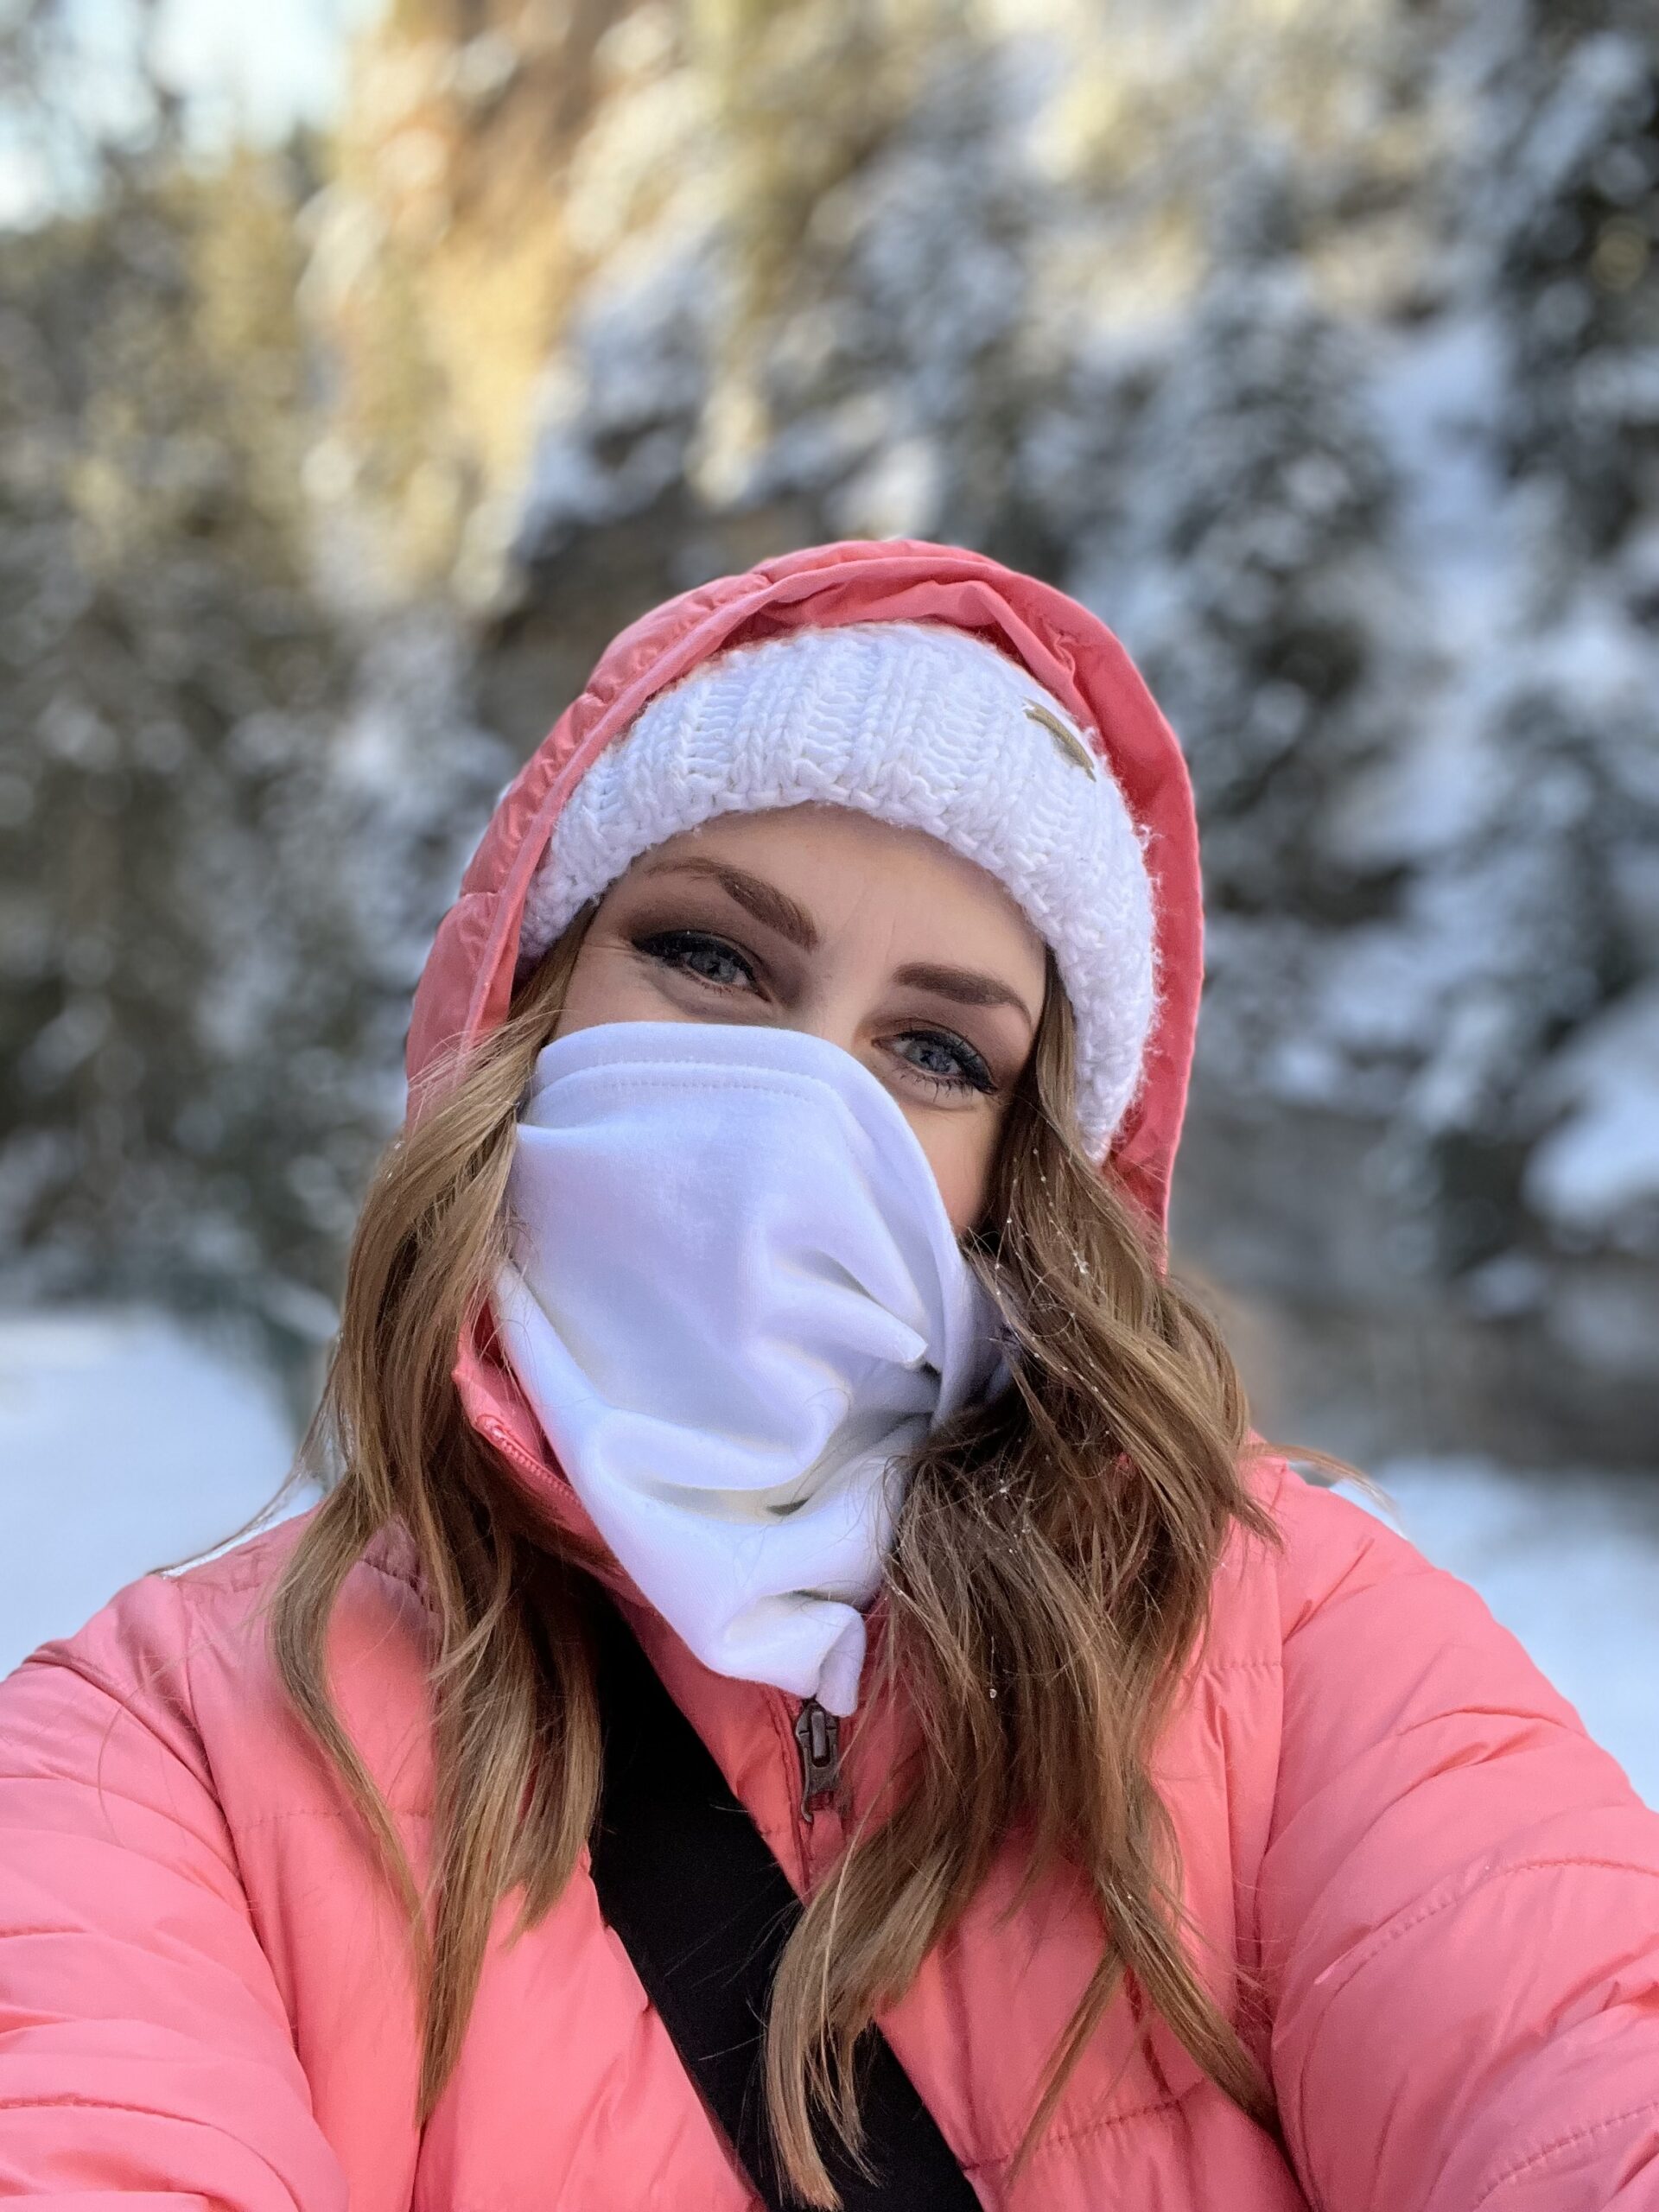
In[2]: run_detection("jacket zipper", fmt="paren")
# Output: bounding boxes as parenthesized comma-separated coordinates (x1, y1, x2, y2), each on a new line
(793, 1697, 842, 1824)
(481, 1414, 848, 1839)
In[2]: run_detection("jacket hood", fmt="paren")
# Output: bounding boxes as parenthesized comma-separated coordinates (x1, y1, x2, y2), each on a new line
(404, 538, 1204, 1511)
(408, 537, 1203, 1216)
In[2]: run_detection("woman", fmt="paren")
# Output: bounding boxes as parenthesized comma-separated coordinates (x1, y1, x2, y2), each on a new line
(2, 537, 1656, 2210)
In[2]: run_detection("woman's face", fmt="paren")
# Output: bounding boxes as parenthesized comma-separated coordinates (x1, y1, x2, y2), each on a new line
(554, 804, 1049, 1233)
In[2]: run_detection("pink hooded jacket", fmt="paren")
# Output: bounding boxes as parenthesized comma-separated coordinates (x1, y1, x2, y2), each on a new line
(3, 538, 1657, 2209)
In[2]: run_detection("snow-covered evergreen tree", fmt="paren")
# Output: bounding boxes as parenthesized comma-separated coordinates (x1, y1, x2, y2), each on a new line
(1468, 0, 1659, 556)
(1328, 0, 1659, 1287)
(1071, 165, 1400, 918)
(0, 138, 510, 1395)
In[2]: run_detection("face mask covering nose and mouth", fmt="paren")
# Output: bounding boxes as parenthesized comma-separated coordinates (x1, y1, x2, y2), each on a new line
(488, 1020, 1010, 1716)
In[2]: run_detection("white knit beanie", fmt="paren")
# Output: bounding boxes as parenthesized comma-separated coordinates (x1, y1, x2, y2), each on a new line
(519, 620, 1159, 1157)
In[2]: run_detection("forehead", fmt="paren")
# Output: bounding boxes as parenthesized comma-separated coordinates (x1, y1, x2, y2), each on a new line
(622, 804, 1047, 960)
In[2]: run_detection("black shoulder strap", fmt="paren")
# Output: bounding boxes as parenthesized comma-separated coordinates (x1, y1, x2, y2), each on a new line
(586, 1592, 981, 2211)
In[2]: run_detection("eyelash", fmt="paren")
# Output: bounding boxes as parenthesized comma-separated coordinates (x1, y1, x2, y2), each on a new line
(632, 928, 998, 1098)
(635, 928, 756, 994)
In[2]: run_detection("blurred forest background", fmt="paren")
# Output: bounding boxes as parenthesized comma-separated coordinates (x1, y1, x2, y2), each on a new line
(2, 0, 1657, 1485)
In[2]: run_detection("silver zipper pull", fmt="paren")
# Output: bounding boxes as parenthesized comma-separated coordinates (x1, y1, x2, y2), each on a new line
(793, 1697, 841, 1822)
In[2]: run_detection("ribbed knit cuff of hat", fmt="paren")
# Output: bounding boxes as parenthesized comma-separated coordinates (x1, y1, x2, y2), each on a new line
(518, 620, 1159, 1159)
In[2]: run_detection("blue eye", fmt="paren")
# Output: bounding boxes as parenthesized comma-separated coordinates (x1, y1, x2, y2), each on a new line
(635, 929, 758, 991)
(893, 1029, 995, 1096)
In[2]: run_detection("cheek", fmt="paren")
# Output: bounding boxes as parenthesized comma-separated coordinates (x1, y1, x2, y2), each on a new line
(906, 1104, 1003, 1237)
(552, 939, 663, 1039)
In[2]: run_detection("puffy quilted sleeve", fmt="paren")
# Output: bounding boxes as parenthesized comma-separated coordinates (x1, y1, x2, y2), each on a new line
(1257, 1466, 1659, 2212)
(0, 1569, 348, 2206)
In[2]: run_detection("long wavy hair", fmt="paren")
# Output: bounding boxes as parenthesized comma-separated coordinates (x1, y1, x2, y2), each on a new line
(270, 899, 1352, 2203)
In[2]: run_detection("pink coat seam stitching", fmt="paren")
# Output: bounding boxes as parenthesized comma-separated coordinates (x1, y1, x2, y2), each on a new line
(1469, 2095, 1659, 2211)
(208, 1802, 434, 1838)
(1002, 2075, 1197, 2166)
(1308, 1852, 1659, 1993)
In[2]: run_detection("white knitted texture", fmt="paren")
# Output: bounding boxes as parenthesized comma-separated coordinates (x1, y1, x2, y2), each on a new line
(519, 620, 1158, 1157)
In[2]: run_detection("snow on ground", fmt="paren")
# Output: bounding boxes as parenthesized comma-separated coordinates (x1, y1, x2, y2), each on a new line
(1, 1311, 1654, 1807)
(0, 1307, 303, 1676)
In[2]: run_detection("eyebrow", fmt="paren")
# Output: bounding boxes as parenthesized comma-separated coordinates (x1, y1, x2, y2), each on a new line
(635, 857, 820, 950)
(893, 963, 1039, 1028)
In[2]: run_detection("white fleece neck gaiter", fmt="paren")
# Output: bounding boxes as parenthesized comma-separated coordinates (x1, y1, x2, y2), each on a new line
(488, 1020, 1007, 1715)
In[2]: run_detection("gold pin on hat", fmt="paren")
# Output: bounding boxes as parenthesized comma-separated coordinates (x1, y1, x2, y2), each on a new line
(1025, 700, 1097, 777)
